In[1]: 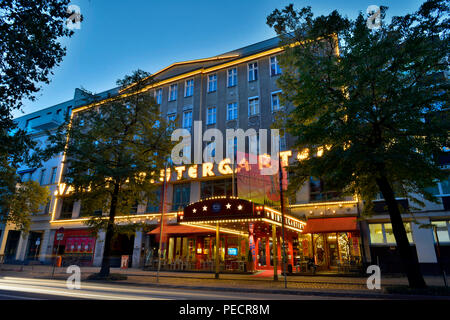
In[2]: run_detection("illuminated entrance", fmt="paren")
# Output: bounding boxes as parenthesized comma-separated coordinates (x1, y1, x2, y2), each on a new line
(147, 197, 305, 272)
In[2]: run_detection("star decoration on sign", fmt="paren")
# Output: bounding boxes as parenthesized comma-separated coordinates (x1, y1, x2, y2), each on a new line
(237, 205, 243, 210)
(192, 208, 196, 213)
(226, 203, 231, 209)
(203, 206, 207, 211)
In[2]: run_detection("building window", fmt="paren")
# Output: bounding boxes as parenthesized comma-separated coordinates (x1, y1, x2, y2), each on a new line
(146, 189, 161, 213)
(182, 110, 192, 130)
(205, 141, 216, 162)
(309, 177, 344, 202)
(227, 103, 238, 121)
(185, 79, 194, 97)
(248, 134, 259, 156)
(227, 68, 237, 87)
(425, 176, 450, 196)
(206, 107, 216, 125)
(226, 137, 238, 160)
(272, 131, 287, 152)
(181, 144, 191, 163)
(155, 89, 162, 104)
(208, 74, 217, 92)
(271, 91, 282, 112)
(167, 113, 177, 129)
(369, 223, 413, 244)
(431, 221, 450, 243)
(172, 183, 190, 211)
(60, 198, 74, 219)
(169, 84, 177, 101)
(248, 62, 258, 81)
(49, 167, 58, 184)
(201, 179, 235, 198)
(270, 56, 282, 76)
(79, 203, 103, 217)
(248, 97, 259, 116)
(39, 169, 46, 185)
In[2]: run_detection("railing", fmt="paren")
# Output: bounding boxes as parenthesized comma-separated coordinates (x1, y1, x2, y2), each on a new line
(143, 259, 247, 272)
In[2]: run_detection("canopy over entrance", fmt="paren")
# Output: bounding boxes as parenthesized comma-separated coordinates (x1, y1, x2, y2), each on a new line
(178, 196, 306, 234)
(302, 217, 358, 234)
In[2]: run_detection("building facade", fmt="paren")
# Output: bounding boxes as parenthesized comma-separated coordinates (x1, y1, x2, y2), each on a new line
(0, 87, 117, 265)
(3, 37, 449, 274)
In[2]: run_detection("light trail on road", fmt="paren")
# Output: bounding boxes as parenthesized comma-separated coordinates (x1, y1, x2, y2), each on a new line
(0, 276, 372, 300)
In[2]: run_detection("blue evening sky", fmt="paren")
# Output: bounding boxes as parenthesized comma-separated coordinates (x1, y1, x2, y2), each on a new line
(15, 0, 424, 117)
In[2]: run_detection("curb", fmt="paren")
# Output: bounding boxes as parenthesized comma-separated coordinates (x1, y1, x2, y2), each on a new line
(83, 278, 450, 300)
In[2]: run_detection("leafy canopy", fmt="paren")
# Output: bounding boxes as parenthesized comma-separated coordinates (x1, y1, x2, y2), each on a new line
(1, 0, 74, 222)
(46, 70, 173, 234)
(6, 180, 51, 232)
(267, 1, 449, 212)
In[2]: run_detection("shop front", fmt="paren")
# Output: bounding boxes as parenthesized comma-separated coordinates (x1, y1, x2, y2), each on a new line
(146, 197, 306, 273)
(52, 228, 96, 266)
(300, 217, 363, 273)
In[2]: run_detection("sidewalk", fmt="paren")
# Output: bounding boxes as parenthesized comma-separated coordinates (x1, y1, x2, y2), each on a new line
(1, 264, 449, 298)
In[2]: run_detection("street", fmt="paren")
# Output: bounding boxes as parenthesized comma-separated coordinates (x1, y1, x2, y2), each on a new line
(0, 276, 371, 300)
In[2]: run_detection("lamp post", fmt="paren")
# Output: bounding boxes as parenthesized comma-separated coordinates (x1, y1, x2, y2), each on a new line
(215, 222, 220, 279)
(156, 163, 168, 283)
(278, 153, 288, 288)
(52, 227, 64, 278)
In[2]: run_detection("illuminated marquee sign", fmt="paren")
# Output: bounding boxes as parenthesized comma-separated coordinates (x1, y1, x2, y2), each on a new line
(263, 209, 305, 231)
(179, 197, 305, 233)
(179, 197, 263, 223)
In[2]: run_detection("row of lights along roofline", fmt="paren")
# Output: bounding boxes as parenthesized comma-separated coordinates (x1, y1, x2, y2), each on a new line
(50, 212, 178, 224)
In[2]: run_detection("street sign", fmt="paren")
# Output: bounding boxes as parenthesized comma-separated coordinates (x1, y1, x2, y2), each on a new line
(56, 227, 65, 241)
(35, 238, 41, 246)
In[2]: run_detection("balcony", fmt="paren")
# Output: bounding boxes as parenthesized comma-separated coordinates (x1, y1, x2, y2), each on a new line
(27, 114, 63, 133)
(289, 200, 359, 219)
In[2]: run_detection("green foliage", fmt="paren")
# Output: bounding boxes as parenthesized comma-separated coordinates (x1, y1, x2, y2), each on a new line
(0, 0, 74, 222)
(45, 69, 173, 230)
(0, 0, 74, 114)
(6, 180, 51, 233)
(267, 1, 449, 213)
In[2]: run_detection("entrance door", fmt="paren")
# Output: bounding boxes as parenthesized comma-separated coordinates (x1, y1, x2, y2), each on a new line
(4, 231, 21, 263)
(109, 233, 135, 268)
(26, 231, 43, 261)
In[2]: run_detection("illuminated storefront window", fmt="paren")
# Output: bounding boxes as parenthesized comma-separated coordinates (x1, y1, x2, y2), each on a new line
(369, 222, 413, 244)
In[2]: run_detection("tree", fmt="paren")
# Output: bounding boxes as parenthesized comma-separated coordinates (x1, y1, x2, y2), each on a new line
(267, 1, 449, 288)
(45, 70, 173, 278)
(5, 181, 51, 233)
(0, 0, 75, 224)
(0, 0, 74, 114)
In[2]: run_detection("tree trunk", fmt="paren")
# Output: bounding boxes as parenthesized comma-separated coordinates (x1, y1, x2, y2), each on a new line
(99, 183, 120, 277)
(376, 174, 426, 288)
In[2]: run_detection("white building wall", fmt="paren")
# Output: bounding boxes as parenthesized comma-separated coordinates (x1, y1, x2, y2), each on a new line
(132, 231, 143, 268)
(412, 219, 438, 263)
(93, 231, 106, 267)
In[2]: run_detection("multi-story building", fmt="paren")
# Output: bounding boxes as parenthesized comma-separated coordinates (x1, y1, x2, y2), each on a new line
(4, 36, 449, 275)
(0, 87, 117, 264)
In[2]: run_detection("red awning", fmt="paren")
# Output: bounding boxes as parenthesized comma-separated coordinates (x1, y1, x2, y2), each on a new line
(148, 225, 214, 235)
(302, 217, 358, 234)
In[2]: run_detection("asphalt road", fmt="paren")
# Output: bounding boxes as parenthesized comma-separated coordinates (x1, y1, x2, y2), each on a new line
(0, 276, 368, 300)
